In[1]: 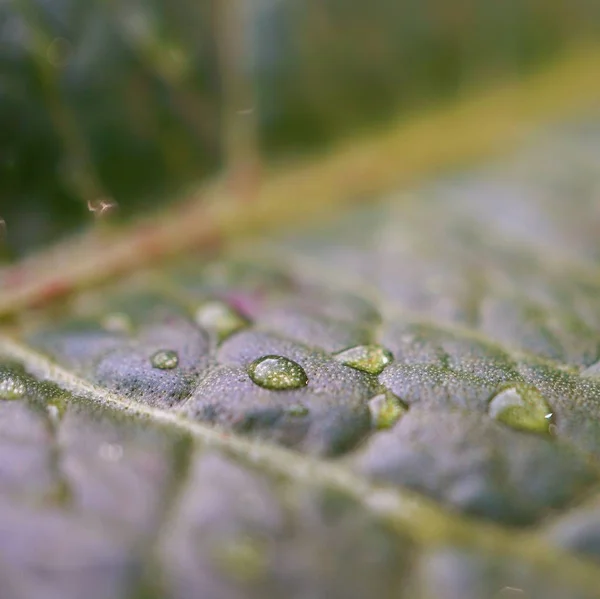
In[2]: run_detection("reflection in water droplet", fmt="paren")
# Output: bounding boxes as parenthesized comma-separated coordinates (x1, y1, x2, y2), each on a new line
(287, 404, 309, 417)
(0, 374, 27, 400)
(334, 344, 393, 375)
(248, 356, 308, 390)
(151, 349, 179, 370)
(369, 393, 407, 429)
(488, 386, 552, 434)
(195, 301, 248, 341)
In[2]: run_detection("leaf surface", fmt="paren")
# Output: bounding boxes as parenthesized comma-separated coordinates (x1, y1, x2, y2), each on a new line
(3, 118, 600, 598)
(2, 3, 600, 596)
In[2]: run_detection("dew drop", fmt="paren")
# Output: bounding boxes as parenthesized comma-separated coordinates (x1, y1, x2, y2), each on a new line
(334, 344, 393, 375)
(248, 356, 308, 390)
(195, 301, 248, 340)
(0, 373, 27, 400)
(368, 393, 407, 429)
(488, 385, 552, 434)
(151, 349, 179, 370)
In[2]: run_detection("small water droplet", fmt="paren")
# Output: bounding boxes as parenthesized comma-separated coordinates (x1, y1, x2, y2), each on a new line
(334, 344, 393, 375)
(369, 393, 407, 429)
(287, 404, 309, 417)
(195, 301, 248, 340)
(489, 386, 552, 434)
(248, 356, 308, 390)
(151, 349, 179, 370)
(0, 374, 27, 400)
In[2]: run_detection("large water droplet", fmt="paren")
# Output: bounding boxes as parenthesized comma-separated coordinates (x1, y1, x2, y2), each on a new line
(151, 349, 179, 370)
(248, 356, 308, 390)
(334, 344, 393, 375)
(488, 385, 552, 434)
(195, 301, 248, 341)
(369, 393, 407, 429)
(0, 373, 27, 400)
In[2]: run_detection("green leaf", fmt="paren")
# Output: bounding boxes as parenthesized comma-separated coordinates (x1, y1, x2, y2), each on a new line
(2, 117, 600, 597)
(2, 3, 600, 597)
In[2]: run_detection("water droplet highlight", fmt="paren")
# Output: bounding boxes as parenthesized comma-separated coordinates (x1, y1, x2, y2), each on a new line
(151, 349, 179, 370)
(488, 385, 552, 434)
(248, 356, 308, 390)
(369, 393, 407, 429)
(0, 373, 27, 400)
(334, 344, 393, 375)
(195, 301, 248, 340)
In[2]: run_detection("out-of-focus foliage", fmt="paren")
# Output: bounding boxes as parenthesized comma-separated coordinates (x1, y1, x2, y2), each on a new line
(0, 0, 598, 253)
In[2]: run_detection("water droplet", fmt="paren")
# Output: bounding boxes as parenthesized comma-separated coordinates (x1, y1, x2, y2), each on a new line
(287, 404, 309, 417)
(151, 349, 179, 370)
(488, 386, 552, 434)
(248, 356, 308, 390)
(334, 344, 393, 375)
(0, 373, 27, 400)
(195, 301, 248, 340)
(368, 393, 407, 429)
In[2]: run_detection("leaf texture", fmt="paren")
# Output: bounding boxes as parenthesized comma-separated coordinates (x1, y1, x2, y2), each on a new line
(2, 121, 600, 599)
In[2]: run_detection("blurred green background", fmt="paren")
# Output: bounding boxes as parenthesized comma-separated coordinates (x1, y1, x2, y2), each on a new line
(1, 0, 598, 255)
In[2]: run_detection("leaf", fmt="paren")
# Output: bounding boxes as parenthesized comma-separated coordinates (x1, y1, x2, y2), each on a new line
(3, 105, 600, 597)
(3, 3, 600, 598)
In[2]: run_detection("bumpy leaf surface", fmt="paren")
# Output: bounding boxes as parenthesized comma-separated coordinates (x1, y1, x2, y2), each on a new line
(2, 122, 600, 598)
